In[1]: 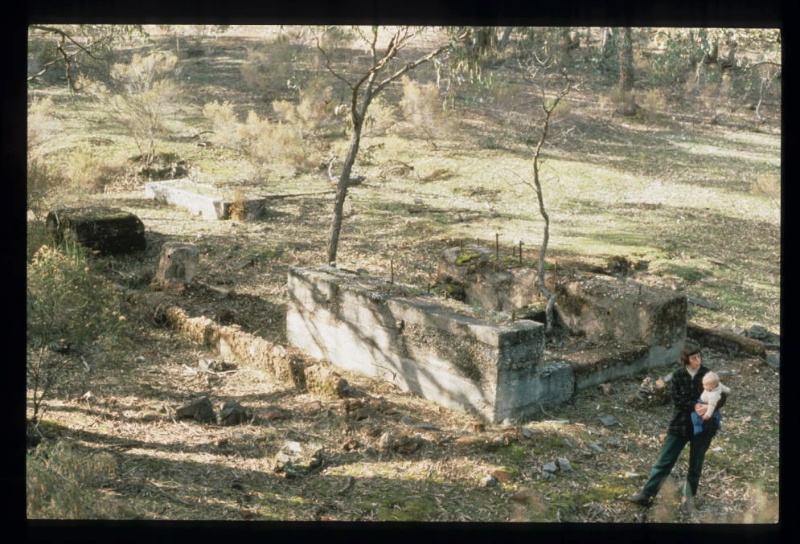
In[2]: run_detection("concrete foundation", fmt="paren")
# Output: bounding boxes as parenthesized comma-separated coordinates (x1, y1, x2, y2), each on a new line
(145, 179, 267, 220)
(286, 266, 574, 423)
(286, 266, 688, 423)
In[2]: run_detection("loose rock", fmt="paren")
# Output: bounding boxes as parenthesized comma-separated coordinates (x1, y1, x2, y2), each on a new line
(217, 400, 250, 426)
(176, 396, 215, 423)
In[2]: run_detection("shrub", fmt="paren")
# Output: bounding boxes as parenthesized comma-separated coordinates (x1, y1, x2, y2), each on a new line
(638, 88, 668, 113)
(399, 76, 450, 138)
(27, 97, 62, 218)
(27, 243, 127, 424)
(751, 172, 780, 206)
(27, 440, 132, 519)
(64, 142, 126, 193)
(240, 41, 300, 97)
(101, 51, 180, 166)
(203, 95, 327, 178)
(202, 100, 242, 148)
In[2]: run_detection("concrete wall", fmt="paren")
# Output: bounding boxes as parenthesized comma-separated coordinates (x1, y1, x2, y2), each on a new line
(286, 267, 574, 423)
(555, 274, 687, 369)
(145, 179, 266, 220)
(145, 179, 227, 220)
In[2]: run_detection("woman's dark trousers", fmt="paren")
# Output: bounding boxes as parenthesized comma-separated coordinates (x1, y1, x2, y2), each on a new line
(641, 427, 716, 499)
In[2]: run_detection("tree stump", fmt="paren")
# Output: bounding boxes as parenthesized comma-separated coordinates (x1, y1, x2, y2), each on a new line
(46, 206, 146, 255)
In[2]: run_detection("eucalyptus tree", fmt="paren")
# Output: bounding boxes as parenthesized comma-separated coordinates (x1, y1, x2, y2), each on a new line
(27, 24, 148, 91)
(312, 26, 469, 265)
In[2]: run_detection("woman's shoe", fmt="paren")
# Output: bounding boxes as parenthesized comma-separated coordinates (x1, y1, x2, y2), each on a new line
(628, 492, 654, 507)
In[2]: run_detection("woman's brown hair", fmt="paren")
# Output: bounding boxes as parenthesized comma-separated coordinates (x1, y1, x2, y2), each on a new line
(679, 348, 702, 367)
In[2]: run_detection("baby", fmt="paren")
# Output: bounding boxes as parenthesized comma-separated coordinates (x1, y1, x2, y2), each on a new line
(692, 371, 731, 435)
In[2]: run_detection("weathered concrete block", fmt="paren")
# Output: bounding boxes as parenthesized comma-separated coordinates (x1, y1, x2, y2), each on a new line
(554, 274, 686, 367)
(437, 247, 539, 312)
(145, 179, 267, 220)
(286, 266, 558, 423)
(46, 206, 146, 255)
(155, 242, 199, 286)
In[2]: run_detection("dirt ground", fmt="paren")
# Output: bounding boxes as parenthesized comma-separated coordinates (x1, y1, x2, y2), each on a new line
(28, 187, 780, 524)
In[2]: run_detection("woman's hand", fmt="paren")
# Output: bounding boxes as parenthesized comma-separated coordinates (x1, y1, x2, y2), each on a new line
(695, 403, 710, 420)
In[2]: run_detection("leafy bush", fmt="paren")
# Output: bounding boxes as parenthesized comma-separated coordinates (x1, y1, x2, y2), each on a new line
(27, 243, 127, 423)
(27, 440, 132, 519)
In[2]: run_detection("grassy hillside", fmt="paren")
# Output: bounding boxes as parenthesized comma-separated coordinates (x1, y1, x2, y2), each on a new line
(26, 26, 780, 524)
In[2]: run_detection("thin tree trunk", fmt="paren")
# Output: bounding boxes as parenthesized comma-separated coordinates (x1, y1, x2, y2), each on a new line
(618, 27, 634, 92)
(327, 124, 363, 265)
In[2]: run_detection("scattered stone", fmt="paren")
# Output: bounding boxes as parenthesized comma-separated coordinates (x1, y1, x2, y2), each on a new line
(765, 352, 780, 370)
(217, 400, 250, 426)
(491, 468, 515, 483)
(262, 407, 287, 421)
(598, 415, 620, 427)
(598, 383, 614, 395)
(176, 396, 215, 423)
(481, 475, 499, 487)
(543, 461, 558, 474)
(156, 242, 199, 287)
(746, 324, 770, 340)
(378, 432, 395, 452)
(199, 359, 236, 372)
(557, 457, 574, 472)
(470, 422, 486, 433)
(305, 400, 324, 414)
(628, 376, 670, 407)
(589, 442, 605, 453)
(273, 441, 324, 478)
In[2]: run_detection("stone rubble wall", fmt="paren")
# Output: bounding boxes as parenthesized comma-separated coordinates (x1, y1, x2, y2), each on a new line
(161, 305, 348, 398)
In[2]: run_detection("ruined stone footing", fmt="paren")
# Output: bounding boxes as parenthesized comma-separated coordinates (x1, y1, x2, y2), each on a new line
(46, 206, 146, 255)
(286, 266, 576, 423)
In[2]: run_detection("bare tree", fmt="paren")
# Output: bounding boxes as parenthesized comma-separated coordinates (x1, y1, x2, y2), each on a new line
(517, 59, 574, 334)
(313, 26, 468, 265)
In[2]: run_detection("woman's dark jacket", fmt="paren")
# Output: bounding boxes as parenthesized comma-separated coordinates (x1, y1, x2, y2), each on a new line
(668, 365, 727, 438)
